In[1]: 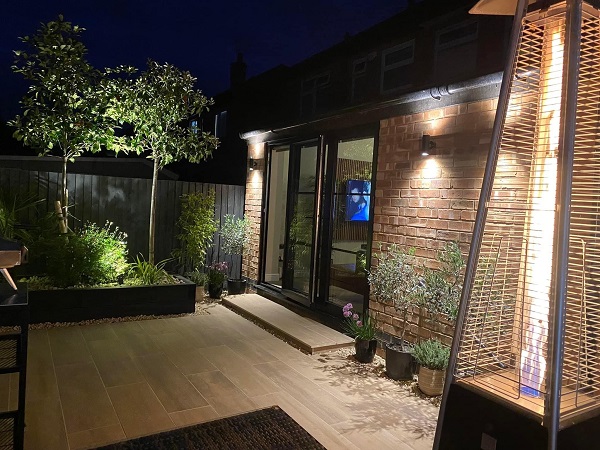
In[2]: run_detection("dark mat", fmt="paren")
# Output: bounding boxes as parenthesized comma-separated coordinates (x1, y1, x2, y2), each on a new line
(93, 406, 326, 450)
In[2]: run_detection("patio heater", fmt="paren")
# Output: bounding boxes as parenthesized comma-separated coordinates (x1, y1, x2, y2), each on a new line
(434, 0, 600, 449)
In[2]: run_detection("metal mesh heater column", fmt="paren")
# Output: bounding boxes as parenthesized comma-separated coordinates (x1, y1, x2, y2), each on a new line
(435, 1, 600, 448)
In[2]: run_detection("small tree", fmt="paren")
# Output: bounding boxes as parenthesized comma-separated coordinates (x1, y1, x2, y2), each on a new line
(9, 16, 129, 232)
(174, 190, 218, 273)
(368, 245, 420, 348)
(119, 60, 218, 263)
(418, 241, 466, 330)
(219, 214, 250, 280)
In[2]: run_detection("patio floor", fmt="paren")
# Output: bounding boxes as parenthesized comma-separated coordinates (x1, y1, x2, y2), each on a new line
(0, 299, 438, 450)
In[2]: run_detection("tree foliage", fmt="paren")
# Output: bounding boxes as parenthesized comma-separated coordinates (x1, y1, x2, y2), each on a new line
(8, 15, 132, 230)
(116, 60, 219, 263)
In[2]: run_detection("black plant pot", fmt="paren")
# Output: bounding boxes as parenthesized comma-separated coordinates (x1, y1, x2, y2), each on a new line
(227, 278, 247, 295)
(385, 343, 415, 380)
(208, 283, 223, 299)
(354, 339, 378, 363)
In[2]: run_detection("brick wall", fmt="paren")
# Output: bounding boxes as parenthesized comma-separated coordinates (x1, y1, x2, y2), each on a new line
(371, 98, 497, 344)
(243, 142, 265, 284)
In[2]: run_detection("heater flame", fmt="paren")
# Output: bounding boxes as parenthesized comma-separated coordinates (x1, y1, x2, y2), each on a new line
(519, 28, 564, 397)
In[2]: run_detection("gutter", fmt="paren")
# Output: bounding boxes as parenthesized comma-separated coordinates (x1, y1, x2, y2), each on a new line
(240, 71, 503, 141)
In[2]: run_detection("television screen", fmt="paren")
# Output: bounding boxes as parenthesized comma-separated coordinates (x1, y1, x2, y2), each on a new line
(346, 180, 371, 222)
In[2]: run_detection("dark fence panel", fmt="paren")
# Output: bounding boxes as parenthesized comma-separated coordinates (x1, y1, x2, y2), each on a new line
(0, 167, 245, 277)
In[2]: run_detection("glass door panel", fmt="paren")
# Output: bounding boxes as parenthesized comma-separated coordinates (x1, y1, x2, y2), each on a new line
(284, 143, 318, 301)
(263, 147, 289, 287)
(326, 137, 374, 312)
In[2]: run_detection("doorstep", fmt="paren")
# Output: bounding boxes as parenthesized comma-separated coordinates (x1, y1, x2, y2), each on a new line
(222, 294, 354, 354)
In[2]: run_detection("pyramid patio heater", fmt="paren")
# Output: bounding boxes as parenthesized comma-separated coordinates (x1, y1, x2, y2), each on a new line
(434, 0, 600, 448)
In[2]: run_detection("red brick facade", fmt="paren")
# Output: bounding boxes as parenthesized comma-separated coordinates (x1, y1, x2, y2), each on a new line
(371, 98, 497, 344)
(243, 143, 264, 284)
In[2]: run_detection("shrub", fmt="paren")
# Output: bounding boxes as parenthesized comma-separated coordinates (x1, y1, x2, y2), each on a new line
(44, 221, 128, 287)
(174, 191, 217, 272)
(185, 268, 208, 287)
(125, 255, 175, 286)
(219, 215, 250, 256)
(411, 339, 450, 370)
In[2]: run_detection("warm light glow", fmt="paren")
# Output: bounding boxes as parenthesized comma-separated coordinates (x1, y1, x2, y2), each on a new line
(519, 27, 564, 397)
(422, 157, 440, 179)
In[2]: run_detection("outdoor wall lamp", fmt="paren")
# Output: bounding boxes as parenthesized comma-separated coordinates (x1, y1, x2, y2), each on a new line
(421, 134, 436, 156)
(248, 158, 258, 171)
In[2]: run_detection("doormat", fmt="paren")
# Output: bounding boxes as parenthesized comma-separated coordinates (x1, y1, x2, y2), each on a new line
(93, 406, 326, 450)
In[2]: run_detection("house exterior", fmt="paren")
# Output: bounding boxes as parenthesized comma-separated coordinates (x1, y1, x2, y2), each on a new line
(214, 0, 514, 345)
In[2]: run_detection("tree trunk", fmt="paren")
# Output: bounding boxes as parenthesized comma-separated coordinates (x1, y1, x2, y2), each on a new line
(148, 158, 159, 265)
(59, 156, 68, 233)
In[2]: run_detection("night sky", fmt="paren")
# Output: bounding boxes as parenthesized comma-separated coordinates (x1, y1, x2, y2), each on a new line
(1, 0, 409, 120)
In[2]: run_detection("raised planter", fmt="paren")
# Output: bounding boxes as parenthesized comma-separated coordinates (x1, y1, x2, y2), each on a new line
(28, 275, 196, 323)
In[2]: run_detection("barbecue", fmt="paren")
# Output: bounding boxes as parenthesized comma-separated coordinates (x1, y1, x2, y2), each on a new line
(0, 238, 28, 291)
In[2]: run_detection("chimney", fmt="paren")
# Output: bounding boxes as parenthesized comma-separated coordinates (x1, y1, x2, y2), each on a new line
(230, 52, 247, 88)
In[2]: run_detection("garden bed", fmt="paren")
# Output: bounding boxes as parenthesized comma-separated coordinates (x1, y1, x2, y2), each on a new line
(28, 275, 196, 323)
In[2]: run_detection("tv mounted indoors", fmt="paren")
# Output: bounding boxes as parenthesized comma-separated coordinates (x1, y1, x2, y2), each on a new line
(345, 180, 371, 222)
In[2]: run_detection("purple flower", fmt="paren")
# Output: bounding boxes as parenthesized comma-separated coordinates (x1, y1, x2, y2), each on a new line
(343, 310, 352, 318)
(356, 320, 363, 327)
(352, 313, 359, 320)
(343, 303, 353, 312)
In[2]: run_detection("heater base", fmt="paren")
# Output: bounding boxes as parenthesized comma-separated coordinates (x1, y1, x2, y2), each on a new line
(437, 383, 600, 450)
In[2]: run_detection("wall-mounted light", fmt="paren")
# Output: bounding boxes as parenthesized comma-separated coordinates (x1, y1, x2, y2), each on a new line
(421, 134, 437, 156)
(249, 158, 258, 171)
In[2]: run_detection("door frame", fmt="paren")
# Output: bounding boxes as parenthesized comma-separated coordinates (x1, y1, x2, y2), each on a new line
(258, 125, 378, 315)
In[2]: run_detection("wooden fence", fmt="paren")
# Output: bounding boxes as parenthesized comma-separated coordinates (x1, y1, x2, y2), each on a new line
(0, 167, 245, 278)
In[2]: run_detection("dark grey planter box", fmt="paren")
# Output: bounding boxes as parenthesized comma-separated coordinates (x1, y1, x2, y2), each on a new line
(28, 275, 196, 323)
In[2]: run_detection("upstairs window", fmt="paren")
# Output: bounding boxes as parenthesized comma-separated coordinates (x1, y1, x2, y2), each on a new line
(352, 56, 369, 102)
(214, 110, 227, 138)
(435, 20, 478, 80)
(380, 41, 415, 93)
(301, 72, 330, 117)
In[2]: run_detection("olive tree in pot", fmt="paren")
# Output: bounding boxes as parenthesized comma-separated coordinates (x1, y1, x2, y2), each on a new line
(411, 339, 450, 396)
(368, 245, 420, 380)
(219, 214, 251, 295)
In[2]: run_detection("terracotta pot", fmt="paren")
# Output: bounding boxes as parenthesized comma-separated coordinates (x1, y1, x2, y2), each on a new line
(417, 366, 445, 396)
(354, 339, 378, 363)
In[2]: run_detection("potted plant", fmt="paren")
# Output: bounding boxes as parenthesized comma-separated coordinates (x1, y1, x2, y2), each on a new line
(417, 241, 465, 332)
(368, 245, 420, 380)
(219, 214, 250, 295)
(411, 338, 450, 396)
(207, 261, 228, 299)
(185, 268, 208, 301)
(342, 303, 378, 363)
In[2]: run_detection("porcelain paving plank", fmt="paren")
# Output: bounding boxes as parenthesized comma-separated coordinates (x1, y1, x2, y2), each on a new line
(336, 419, 412, 450)
(24, 395, 69, 450)
(67, 424, 125, 450)
(254, 360, 352, 425)
(55, 362, 119, 433)
(107, 382, 174, 438)
(133, 353, 209, 413)
(201, 346, 280, 397)
(150, 331, 198, 353)
(187, 370, 257, 417)
(252, 391, 360, 450)
(117, 331, 162, 357)
(87, 339, 145, 387)
(227, 338, 280, 365)
(80, 324, 119, 342)
(138, 318, 179, 335)
(48, 326, 92, 367)
(169, 405, 220, 427)
(26, 330, 60, 401)
(166, 348, 217, 375)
